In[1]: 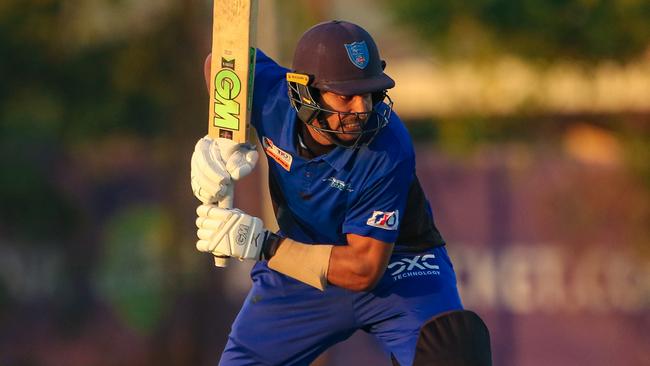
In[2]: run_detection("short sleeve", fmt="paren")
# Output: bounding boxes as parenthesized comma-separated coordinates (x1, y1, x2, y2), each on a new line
(342, 160, 414, 243)
(251, 49, 288, 131)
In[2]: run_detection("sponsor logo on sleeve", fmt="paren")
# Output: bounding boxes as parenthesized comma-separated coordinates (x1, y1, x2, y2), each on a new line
(262, 136, 292, 171)
(366, 210, 399, 230)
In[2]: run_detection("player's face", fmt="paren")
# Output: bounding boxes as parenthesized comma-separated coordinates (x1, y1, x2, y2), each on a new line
(318, 91, 373, 142)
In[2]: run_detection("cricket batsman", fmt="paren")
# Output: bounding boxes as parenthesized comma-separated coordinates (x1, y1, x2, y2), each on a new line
(191, 20, 491, 365)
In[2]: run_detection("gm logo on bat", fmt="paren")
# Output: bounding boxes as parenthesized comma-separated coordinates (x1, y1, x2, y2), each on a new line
(213, 57, 242, 131)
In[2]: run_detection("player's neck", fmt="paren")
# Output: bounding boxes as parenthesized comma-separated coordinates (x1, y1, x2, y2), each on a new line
(298, 123, 334, 158)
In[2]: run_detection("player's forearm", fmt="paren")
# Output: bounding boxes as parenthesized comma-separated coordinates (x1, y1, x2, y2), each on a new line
(268, 235, 393, 292)
(328, 244, 392, 292)
(195, 203, 394, 292)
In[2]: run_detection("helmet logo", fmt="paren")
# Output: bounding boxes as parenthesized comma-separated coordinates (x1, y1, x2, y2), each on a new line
(344, 41, 369, 69)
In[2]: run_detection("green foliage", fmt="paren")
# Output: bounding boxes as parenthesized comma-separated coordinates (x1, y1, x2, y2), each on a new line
(409, 115, 543, 155)
(0, 0, 205, 242)
(0, 0, 193, 143)
(0, 89, 80, 241)
(385, 0, 650, 61)
(95, 205, 173, 335)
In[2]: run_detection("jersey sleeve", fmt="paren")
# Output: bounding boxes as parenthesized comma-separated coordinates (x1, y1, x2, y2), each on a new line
(251, 49, 288, 132)
(342, 158, 415, 244)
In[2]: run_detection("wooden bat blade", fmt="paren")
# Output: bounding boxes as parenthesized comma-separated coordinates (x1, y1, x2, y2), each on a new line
(207, 0, 259, 268)
(209, 0, 258, 144)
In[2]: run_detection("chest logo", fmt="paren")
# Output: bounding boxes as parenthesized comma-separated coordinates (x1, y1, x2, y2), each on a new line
(366, 210, 399, 230)
(262, 136, 292, 171)
(323, 177, 354, 192)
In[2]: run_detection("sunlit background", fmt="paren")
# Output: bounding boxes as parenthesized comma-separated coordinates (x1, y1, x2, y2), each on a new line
(1, 0, 649, 365)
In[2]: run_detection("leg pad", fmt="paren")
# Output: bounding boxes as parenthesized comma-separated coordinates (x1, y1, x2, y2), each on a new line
(413, 310, 492, 366)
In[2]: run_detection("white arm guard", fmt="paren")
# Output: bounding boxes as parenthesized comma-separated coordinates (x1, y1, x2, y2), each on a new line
(195, 204, 267, 261)
(190, 136, 258, 204)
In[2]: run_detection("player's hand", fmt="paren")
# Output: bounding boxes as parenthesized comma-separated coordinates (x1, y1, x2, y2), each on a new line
(195, 204, 282, 261)
(191, 136, 258, 204)
(215, 136, 259, 180)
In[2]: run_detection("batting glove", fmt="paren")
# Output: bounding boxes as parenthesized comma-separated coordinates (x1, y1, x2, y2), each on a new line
(195, 204, 283, 261)
(190, 136, 258, 204)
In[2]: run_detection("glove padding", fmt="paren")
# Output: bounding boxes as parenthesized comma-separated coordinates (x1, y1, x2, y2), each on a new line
(196, 204, 273, 261)
(191, 136, 258, 204)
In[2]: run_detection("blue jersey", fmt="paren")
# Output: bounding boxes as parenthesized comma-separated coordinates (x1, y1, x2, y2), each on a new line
(252, 50, 442, 249)
(220, 50, 462, 366)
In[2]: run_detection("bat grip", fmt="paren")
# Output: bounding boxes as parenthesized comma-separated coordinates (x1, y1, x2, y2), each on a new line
(213, 184, 235, 267)
(213, 256, 229, 267)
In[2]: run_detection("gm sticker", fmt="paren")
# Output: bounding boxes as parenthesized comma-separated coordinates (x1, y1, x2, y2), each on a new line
(262, 136, 292, 171)
(366, 210, 399, 230)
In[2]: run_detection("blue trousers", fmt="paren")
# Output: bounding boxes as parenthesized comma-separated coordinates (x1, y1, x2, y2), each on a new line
(219, 246, 463, 366)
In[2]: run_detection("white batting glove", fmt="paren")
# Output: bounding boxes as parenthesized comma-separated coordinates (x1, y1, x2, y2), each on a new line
(215, 137, 259, 180)
(190, 136, 258, 204)
(195, 204, 281, 261)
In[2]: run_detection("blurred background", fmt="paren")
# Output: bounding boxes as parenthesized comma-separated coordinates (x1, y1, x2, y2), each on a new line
(1, 0, 649, 365)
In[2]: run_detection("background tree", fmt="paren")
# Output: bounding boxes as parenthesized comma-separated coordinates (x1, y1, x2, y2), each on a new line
(384, 0, 650, 62)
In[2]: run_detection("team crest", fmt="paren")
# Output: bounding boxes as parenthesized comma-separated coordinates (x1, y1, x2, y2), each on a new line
(344, 41, 369, 69)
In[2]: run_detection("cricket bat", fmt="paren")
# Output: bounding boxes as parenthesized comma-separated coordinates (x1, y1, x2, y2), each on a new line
(208, 0, 259, 267)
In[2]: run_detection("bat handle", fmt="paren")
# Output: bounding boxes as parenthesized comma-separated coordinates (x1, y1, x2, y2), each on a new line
(213, 256, 229, 267)
(213, 184, 235, 267)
